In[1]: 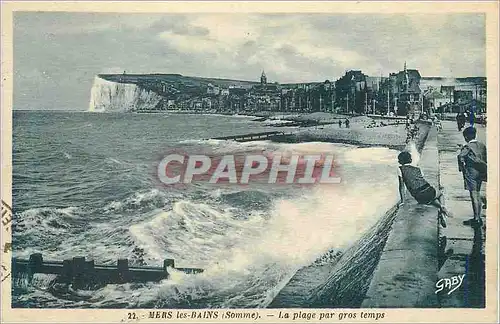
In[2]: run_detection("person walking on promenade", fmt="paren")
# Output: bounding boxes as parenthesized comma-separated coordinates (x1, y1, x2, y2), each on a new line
(405, 125, 416, 143)
(410, 124, 419, 140)
(458, 126, 487, 227)
(436, 120, 443, 132)
(397, 151, 449, 227)
(338, 119, 342, 128)
(431, 115, 443, 132)
(456, 112, 466, 131)
(344, 119, 350, 128)
(468, 108, 476, 126)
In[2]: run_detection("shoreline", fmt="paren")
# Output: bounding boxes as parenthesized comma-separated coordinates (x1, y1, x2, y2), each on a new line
(270, 130, 407, 151)
(271, 135, 406, 151)
(270, 121, 409, 151)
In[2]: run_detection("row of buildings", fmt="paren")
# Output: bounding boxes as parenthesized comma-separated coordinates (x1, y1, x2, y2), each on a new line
(135, 65, 486, 116)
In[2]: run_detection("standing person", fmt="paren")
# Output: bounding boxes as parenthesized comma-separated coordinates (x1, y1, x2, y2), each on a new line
(397, 151, 449, 227)
(338, 119, 342, 128)
(460, 112, 466, 130)
(405, 125, 413, 143)
(436, 120, 443, 132)
(456, 112, 465, 131)
(458, 126, 487, 227)
(468, 109, 476, 126)
(433, 116, 443, 132)
(412, 124, 419, 140)
(345, 119, 350, 128)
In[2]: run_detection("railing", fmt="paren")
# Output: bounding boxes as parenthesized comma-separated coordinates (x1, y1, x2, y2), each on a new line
(12, 253, 203, 289)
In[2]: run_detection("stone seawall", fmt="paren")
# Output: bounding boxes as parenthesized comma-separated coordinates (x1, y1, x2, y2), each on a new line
(267, 205, 400, 308)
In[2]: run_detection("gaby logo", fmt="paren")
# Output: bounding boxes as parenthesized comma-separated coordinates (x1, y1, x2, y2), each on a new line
(435, 274, 466, 295)
(157, 152, 341, 186)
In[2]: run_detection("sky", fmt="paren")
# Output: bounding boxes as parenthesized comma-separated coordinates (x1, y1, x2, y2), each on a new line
(13, 12, 486, 111)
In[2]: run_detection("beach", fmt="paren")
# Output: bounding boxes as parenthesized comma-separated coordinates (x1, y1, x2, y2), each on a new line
(266, 114, 408, 149)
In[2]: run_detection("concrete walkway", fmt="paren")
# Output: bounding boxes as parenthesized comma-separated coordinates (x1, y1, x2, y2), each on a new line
(436, 120, 486, 308)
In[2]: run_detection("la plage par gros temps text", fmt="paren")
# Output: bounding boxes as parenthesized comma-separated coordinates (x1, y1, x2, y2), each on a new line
(140, 310, 386, 321)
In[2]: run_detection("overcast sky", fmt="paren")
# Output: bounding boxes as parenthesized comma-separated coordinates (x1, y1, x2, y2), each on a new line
(13, 12, 485, 111)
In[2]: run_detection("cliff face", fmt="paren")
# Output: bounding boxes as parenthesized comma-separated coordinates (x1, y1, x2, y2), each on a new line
(88, 76, 163, 112)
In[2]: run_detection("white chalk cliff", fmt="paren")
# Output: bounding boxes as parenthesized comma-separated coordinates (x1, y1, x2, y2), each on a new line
(88, 76, 163, 112)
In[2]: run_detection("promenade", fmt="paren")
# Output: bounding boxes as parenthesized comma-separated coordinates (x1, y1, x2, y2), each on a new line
(362, 119, 487, 308)
(267, 119, 487, 309)
(362, 122, 439, 308)
(436, 120, 486, 307)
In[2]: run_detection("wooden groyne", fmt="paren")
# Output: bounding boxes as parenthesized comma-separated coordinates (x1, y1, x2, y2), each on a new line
(12, 253, 203, 289)
(210, 131, 293, 142)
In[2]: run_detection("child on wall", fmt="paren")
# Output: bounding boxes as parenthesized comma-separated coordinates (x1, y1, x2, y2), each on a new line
(397, 151, 449, 227)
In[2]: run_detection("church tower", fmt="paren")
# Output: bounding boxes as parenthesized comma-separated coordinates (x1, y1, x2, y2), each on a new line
(261, 70, 267, 85)
(404, 61, 409, 92)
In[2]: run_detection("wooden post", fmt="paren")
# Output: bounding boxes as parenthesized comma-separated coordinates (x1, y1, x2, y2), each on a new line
(346, 93, 349, 114)
(163, 259, 175, 270)
(72, 257, 86, 274)
(163, 259, 175, 269)
(62, 259, 72, 283)
(365, 92, 368, 115)
(163, 259, 175, 279)
(86, 260, 95, 275)
(387, 91, 390, 115)
(72, 257, 86, 289)
(28, 253, 43, 271)
(28, 253, 43, 282)
(117, 259, 129, 283)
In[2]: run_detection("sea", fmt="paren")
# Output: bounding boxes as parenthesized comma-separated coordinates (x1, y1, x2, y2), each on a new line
(12, 111, 401, 308)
